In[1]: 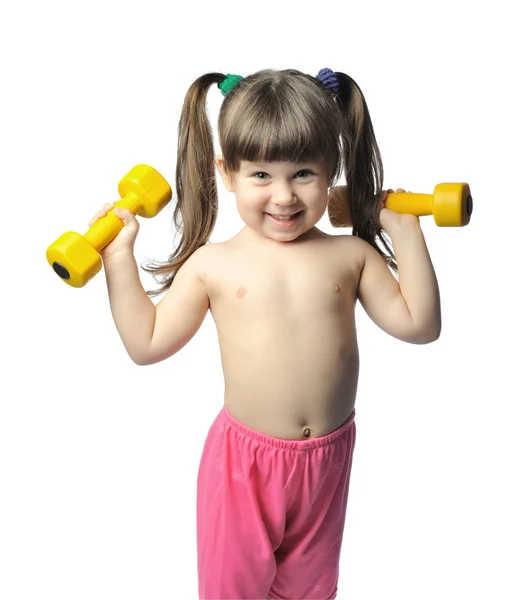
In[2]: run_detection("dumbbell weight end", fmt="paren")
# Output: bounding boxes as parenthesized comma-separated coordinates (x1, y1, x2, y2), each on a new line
(46, 165, 172, 288)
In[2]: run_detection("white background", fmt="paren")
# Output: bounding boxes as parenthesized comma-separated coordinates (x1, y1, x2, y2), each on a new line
(1, 1, 525, 598)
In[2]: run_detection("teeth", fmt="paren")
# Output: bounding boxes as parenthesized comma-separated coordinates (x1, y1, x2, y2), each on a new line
(272, 213, 297, 220)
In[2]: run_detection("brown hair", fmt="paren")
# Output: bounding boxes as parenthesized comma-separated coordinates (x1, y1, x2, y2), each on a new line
(142, 68, 397, 297)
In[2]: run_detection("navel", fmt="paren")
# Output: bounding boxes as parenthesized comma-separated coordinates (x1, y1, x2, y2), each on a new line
(334, 284, 341, 293)
(236, 286, 247, 299)
(303, 428, 311, 438)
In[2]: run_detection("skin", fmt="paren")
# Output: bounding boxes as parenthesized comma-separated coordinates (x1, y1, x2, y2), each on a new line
(215, 156, 334, 247)
(204, 156, 409, 438)
(91, 157, 439, 440)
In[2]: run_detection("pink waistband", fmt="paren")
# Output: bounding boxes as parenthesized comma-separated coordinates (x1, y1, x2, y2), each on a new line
(221, 405, 355, 451)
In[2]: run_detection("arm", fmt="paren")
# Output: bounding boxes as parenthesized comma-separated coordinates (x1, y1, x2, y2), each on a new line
(356, 221, 441, 344)
(103, 245, 209, 365)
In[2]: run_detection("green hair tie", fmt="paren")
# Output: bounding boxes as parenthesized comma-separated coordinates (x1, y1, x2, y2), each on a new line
(218, 73, 243, 96)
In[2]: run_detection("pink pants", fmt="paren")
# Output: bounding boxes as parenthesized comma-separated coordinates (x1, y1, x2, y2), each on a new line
(196, 405, 357, 600)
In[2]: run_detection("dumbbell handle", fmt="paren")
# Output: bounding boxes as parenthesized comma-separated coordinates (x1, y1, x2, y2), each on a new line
(385, 192, 430, 215)
(84, 193, 142, 252)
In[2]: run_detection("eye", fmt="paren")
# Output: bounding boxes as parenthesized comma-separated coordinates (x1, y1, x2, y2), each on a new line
(296, 169, 314, 178)
(253, 169, 313, 181)
(252, 169, 314, 180)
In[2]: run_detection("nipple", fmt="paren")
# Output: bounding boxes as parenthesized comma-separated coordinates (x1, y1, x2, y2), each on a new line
(303, 428, 311, 438)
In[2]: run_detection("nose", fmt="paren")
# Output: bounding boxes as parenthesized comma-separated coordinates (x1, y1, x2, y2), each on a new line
(271, 181, 297, 206)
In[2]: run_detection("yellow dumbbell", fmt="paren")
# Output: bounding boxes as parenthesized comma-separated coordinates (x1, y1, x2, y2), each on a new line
(46, 164, 172, 288)
(328, 182, 473, 228)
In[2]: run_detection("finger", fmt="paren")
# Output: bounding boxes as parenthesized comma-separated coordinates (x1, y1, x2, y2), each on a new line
(88, 209, 108, 227)
(113, 207, 137, 225)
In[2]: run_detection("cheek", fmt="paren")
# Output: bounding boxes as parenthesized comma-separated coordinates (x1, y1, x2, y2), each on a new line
(236, 191, 262, 215)
(241, 189, 266, 206)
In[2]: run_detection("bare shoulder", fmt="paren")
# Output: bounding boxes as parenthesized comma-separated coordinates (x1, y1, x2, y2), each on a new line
(192, 241, 225, 287)
(192, 241, 219, 264)
(331, 233, 368, 272)
(193, 232, 365, 279)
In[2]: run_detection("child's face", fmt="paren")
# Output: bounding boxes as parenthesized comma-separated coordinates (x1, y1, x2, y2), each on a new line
(216, 156, 332, 242)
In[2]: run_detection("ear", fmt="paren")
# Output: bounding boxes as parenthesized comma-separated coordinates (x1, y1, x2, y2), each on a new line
(215, 155, 235, 193)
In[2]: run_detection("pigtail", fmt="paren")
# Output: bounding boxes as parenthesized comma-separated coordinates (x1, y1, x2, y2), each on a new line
(334, 72, 398, 273)
(142, 72, 226, 297)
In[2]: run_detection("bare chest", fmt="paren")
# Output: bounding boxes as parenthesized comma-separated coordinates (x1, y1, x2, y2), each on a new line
(199, 233, 363, 439)
(205, 235, 359, 317)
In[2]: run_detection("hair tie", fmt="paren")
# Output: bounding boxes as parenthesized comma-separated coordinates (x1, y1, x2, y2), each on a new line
(316, 68, 339, 92)
(218, 73, 243, 96)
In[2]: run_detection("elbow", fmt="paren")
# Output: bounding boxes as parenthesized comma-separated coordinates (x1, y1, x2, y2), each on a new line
(430, 317, 442, 343)
(413, 309, 442, 344)
(398, 313, 441, 345)
(130, 348, 176, 366)
(130, 355, 147, 366)
(132, 357, 151, 366)
(413, 324, 441, 345)
(419, 333, 441, 345)
(132, 352, 160, 366)
(126, 340, 157, 366)
(128, 349, 153, 366)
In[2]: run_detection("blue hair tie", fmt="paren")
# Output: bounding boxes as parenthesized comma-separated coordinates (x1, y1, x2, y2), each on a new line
(316, 68, 339, 92)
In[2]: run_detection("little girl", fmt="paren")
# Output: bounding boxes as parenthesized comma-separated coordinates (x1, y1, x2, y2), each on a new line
(90, 68, 441, 600)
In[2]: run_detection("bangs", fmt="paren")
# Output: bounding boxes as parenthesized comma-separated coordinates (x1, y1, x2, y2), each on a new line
(235, 106, 333, 165)
(219, 71, 342, 176)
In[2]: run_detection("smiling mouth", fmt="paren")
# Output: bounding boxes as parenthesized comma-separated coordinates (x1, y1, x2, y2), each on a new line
(267, 210, 303, 218)
(266, 211, 304, 226)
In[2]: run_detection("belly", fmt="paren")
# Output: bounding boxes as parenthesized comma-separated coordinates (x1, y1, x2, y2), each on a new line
(218, 318, 360, 439)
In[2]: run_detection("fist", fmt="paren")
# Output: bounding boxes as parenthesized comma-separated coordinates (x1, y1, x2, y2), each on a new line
(88, 201, 140, 260)
(379, 188, 420, 233)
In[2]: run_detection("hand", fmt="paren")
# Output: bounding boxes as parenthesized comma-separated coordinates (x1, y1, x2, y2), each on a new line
(379, 188, 420, 234)
(88, 201, 140, 261)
